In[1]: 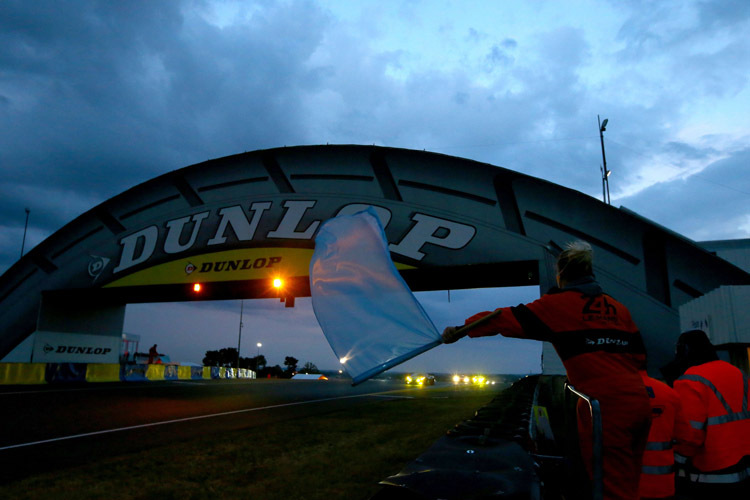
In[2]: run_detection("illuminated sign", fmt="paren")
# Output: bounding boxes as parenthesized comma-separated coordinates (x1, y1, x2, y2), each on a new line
(105, 246, 415, 288)
(105, 247, 312, 287)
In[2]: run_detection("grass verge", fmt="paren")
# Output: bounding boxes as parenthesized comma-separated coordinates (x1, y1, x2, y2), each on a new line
(4, 386, 500, 500)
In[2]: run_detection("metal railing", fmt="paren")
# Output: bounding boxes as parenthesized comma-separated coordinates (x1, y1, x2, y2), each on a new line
(565, 383, 603, 500)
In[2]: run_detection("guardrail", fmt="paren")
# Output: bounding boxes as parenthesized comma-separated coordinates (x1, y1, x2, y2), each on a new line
(0, 362, 256, 385)
(565, 383, 603, 500)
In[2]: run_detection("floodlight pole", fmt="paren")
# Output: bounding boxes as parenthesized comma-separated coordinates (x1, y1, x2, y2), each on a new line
(237, 300, 244, 371)
(598, 115, 611, 205)
(20, 208, 30, 258)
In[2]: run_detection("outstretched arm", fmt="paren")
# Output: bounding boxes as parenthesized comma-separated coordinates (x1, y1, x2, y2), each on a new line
(441, 308, 515, 344)
(442, 303, 541, 344)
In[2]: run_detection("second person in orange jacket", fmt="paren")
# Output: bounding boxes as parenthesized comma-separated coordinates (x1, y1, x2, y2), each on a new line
(671, 330, 750, 498)
(639, 367, 691, 499)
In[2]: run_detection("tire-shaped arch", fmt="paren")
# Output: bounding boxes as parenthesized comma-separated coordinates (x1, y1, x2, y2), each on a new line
(1, 145, 748, 370)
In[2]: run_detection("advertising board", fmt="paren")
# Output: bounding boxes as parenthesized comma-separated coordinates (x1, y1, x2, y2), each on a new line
(32, 331, 120, 364)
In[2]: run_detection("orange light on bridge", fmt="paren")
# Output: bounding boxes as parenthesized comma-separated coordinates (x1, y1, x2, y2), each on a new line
(192, 283, 202, 293)
(273, 278, 283, 289)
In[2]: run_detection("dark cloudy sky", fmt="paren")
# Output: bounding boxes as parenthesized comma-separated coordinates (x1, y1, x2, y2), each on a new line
(1, 1, 748, 373)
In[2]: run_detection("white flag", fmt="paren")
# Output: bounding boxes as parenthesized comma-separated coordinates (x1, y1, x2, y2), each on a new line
(309, 207, 442, 385)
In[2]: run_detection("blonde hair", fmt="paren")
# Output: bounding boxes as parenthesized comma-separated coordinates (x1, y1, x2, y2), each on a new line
(556, 241, 593, 281)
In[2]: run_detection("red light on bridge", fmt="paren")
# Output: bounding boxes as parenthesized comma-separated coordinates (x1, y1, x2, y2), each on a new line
(192, 283, 202, 293)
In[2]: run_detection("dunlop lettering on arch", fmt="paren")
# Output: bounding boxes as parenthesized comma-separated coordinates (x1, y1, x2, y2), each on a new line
(103, 200, 476, 287)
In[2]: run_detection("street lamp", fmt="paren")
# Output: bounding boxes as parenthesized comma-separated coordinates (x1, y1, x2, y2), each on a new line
(20, 208, 30, 258)
(256, 342, 262, 365)
(236, 300, 244, 371)
(598, 115, 611, 205)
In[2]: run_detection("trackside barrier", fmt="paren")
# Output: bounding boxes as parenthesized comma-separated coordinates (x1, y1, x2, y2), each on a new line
(46, 362, 87, 383)
(565, 383, 603, 500)
(122, 364, 148, 381)
(86, 363, 121, 383)
(0, 362, 258, 385)
(0, 363, 46, 385)
(146, 364, 165, 381)
(164, 365, 178, 380)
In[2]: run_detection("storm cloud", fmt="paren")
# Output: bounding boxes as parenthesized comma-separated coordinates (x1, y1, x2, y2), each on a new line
(1, 0, 748, 370)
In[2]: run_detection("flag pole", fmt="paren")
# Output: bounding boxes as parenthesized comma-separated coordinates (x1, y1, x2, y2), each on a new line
(350, 339, 443, 386)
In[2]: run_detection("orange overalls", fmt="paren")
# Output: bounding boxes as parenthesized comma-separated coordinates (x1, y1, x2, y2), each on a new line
(639, 371, 691, 499)
(673, 360, 750, 493)
(465, 284, 652, 500)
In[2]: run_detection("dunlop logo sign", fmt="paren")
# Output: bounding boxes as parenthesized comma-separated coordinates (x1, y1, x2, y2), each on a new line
(110, 200, 476, 275)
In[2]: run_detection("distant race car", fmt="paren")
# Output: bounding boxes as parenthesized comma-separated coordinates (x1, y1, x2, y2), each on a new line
(405, 374, 436, 386)
(452, 374, 494, 385)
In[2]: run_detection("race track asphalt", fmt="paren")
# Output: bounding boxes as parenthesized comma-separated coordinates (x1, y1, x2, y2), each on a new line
(0, 377, 420, 484)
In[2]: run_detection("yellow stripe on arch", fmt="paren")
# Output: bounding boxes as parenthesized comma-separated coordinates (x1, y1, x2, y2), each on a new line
(104, 247, 414, 288)
(104, 248, 311, 288)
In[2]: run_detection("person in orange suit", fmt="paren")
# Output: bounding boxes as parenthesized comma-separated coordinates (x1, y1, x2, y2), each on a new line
(639, 365, 691, 499)
(148, 344, 159, 364)
(443, 241, 652, 500)
(671, 330, 750, 498)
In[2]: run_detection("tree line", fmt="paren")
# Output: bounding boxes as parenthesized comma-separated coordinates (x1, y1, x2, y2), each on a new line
(202, 347, 319, 378)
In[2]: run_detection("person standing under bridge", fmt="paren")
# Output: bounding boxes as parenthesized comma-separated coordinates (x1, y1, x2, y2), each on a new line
(148, 344, 159, 364)
(442, 240, 652, 500)
(671, 329, 750, 498)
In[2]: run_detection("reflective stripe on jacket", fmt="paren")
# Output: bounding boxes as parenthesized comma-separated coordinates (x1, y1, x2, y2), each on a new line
(674, 360, 750, 474)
